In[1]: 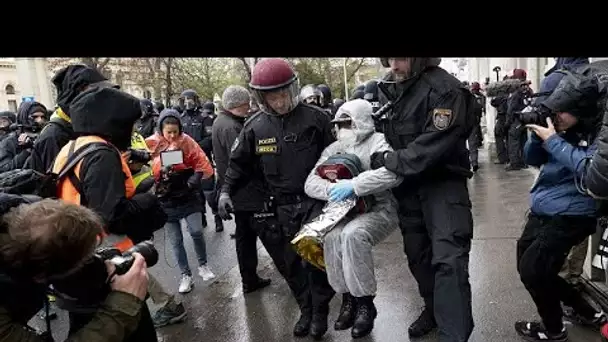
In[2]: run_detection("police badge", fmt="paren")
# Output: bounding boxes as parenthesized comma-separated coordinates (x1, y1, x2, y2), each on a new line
(432, 108, 453, 130)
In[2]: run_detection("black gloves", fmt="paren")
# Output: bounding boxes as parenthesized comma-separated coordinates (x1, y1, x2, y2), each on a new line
(187, 172, 203, 190)
(370, 151, 390, 170)
(217, 192, 234, 220)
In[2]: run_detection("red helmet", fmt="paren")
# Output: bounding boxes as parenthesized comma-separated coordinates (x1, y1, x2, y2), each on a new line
(471, 82, 481, 91)
(249, 58, 299, 115)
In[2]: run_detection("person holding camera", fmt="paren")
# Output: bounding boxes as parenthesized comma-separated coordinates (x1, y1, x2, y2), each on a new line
(51, 87, 167, 341)
(514, 71, 606, 341)
(0, 194, 150, 341)
(146, 108, 216, 294)
(0, 101, 47, 173)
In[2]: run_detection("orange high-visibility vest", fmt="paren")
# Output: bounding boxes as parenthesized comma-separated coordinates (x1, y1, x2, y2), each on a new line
(52, 135, 135, 252)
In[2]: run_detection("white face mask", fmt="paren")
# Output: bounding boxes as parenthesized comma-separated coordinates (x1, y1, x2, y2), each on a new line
(338, 128, 357, 145)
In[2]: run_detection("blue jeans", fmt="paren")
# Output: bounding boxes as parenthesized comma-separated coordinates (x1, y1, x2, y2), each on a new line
(165, 212, 208, 276)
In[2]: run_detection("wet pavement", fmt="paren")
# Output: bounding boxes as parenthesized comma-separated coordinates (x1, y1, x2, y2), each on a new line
(33, 149, 602, 341)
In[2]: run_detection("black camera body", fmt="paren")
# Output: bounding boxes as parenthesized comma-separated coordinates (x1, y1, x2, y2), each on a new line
(128, 148, 151, 163)
(52, 241, 158, 313)
(517, 105, 555, 126)
(8, 124, 39, 149)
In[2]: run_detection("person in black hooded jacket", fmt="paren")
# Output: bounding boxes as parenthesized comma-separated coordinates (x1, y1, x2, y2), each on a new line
(0, 111, 16, 143)
(50, 87, 165, 341)
(0, 101, 47, 172)
(136, 99, 157, 138)
(28, 64, 117, 172)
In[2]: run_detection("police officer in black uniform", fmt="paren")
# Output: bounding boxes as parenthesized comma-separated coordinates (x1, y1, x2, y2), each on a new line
(370, 58, 476, 342)
(217, 58, 336, 340)
(179, 90, 223, 231)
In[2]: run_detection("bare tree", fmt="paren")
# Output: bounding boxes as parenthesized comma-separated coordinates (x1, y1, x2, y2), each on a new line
(237, 57, 259, 83)
(79, 58, 112, 71)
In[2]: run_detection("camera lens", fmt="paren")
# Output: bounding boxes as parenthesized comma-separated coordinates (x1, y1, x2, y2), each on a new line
(125, 241, 159, 268)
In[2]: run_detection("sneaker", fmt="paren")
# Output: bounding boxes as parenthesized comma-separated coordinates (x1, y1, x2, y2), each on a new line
(564, 308, 607, 330)
(153, 301, 187, 328)
(178, 275, 193, 294)
(198, 265, 216, 281)
(514, 321, 567, 342)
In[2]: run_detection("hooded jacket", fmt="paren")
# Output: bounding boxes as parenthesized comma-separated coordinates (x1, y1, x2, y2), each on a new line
(29, 65, 113, 172)
(146, 109, 214, 221)
(304, 99, 402, 212)
(534, 58, 590, 105)
(58, 87, 164, 238)
(0, 101, 47, 172)
(136, 99, 156, 138)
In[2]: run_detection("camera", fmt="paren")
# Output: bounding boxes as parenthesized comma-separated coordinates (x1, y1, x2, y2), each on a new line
(517, 105, 554, 126)
(127, 148, 151, 163)
(52, 241, 158, 313)
(97, 240, 159, 276)
(8, 124, 39, 148)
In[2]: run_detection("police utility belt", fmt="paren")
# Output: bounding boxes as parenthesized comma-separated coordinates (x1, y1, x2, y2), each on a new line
(253, 194, 308, 220)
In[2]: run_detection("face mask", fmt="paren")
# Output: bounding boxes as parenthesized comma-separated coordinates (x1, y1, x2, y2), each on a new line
(338, 128, 357, 145)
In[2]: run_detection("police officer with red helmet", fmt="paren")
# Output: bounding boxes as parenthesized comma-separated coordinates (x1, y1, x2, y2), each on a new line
(217, 58, 336, 339)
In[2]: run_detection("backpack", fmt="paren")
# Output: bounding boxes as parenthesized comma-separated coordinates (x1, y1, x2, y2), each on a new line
(0, 142, 111, 198)
(315, 153, 375, 213)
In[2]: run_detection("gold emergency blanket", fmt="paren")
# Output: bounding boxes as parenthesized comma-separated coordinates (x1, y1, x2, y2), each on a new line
(291, 197, 358, 271)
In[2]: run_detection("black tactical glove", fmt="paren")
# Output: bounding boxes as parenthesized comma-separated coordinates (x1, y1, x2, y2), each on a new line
(217, 192, 234, 220)
(187, 172, 203, 189)
(370, 151, 390, 170)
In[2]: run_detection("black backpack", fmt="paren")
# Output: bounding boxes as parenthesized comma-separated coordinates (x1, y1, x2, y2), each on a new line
(0, 142, 111, 198)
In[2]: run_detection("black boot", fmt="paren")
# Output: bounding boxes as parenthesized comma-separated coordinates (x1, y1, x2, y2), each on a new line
(293, 312, 312, 337)
(201, 213, 208, 228)
(351, 296, 377, 338)
(310, 313, 328, 340)
(408, 307, 437, 338)
(334, 293, 357, 330)
(214, 214, 224, 232)
(243, 277, 271, 294)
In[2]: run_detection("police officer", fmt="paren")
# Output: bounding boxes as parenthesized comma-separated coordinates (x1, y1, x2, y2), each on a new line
(179, 91, 222, 231)
(217, 58, 336, 339)
(316, 84, 334, 116)
(213, 85, 271, 293)
(370, 58, 475, 342)
(468, 82, 485, 172)
(363, 80, 382, 132)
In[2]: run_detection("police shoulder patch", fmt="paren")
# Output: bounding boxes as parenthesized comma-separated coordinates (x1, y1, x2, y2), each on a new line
(432, 108, 453, 130)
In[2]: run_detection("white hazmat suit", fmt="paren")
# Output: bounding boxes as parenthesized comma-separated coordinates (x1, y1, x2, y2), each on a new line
(304, 99, 401, 297)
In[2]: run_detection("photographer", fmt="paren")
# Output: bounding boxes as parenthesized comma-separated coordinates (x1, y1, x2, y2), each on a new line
(514, 71, 605, 341)
(0, 194, 149, 342)
(0, 101, 47, 173)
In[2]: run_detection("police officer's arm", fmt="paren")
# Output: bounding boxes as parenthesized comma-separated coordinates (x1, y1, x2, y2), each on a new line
(384, 90, 469, 179)
(221, 126, 256, 195)
(0, 292, 141, 342)
(320, 114, 337, 149)
(304, 142, 341, 201)
(351, 135, 402, 196)
(80, 150, 149, 235)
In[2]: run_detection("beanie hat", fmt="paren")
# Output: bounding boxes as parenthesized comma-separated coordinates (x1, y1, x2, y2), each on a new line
(512, 69, 527, 80)
(222, 85, 251, 110)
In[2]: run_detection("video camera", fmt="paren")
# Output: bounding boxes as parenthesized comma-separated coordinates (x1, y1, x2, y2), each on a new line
(8, 124, 39, 148)
(52, 241, 158, 313)
(517, 105, 555, 126)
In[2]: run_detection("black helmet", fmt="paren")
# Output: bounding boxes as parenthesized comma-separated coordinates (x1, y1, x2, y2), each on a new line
(316, 84, 332, 107)
(154, 101, 165, 114)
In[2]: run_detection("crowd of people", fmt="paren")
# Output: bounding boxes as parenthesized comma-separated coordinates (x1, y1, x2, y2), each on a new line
(0, 56, 607, 342)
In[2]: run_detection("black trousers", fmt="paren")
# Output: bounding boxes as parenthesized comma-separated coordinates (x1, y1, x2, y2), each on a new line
(507, 122, 527, 167)
(517, 213, 598, 334)
(250, 201, 335, 315)
(467, 124, 481, 168)
(68, 303, 157, 341)
(234, 211, 263, 286)
(396, 178, 474, 342)
(494, 116, 509, 164)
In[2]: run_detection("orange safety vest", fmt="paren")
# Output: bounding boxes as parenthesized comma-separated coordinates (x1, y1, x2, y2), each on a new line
(52, 135, 136, 252)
